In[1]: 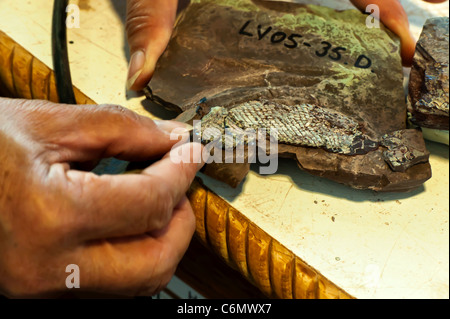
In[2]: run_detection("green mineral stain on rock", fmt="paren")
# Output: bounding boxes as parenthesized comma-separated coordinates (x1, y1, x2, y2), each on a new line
(191, 0, 259, 12)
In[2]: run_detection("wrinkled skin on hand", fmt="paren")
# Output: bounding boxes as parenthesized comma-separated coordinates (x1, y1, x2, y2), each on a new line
(0, 98, 203, 298)
(125, 0, 420, 91)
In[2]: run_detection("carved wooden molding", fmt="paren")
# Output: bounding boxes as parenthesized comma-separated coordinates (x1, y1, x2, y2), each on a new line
(0, 31, 94, 104)
(188, 178, 353, 299)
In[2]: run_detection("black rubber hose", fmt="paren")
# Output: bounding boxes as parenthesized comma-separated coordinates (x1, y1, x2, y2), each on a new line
(51, 0, 76, 104)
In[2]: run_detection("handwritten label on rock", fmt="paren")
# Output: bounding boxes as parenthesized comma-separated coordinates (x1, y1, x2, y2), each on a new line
(239, 20, 373, 70)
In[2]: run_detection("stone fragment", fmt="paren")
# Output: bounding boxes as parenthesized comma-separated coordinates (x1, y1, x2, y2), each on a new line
(381, 129, 430, 172)
(408, 17, 449, 131)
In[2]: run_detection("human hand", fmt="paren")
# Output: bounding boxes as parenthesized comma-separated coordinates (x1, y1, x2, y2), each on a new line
(125, 0, 179, 91)
(0, 98, 203, 298)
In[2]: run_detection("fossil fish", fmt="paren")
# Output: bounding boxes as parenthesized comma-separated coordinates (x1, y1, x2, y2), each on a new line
(197, 100, 379, 155)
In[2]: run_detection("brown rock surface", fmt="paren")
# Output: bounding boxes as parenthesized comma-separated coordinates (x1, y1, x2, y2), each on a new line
(408, 17, 449, 131)
(146, 0, 432, 191)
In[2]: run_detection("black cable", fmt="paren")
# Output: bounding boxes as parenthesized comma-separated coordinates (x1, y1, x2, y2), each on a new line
(51, 1, 130, 176)
(52, 0, 76, 104)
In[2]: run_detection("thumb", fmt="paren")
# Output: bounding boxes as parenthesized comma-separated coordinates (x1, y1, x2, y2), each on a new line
(126, 0, 178, 91)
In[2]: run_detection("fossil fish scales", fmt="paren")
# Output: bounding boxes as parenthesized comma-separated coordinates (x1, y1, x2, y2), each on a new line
(199, 101, 379, 155)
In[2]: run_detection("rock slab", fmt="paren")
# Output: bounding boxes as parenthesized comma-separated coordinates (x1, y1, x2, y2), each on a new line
(146, 0, 432, 191)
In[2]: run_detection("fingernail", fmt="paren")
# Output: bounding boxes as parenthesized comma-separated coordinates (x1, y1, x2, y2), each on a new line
(126, 50, 145, 90)
(154, 120, 193, 135)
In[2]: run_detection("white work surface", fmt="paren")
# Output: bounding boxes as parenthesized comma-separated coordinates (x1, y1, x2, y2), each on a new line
(0, 0, 448, 299)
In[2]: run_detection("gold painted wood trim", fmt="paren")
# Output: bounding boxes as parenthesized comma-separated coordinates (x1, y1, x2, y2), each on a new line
(1, 30, 353, 299)
(188, 178, 354, 299)
(0, 31, 94, 104)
